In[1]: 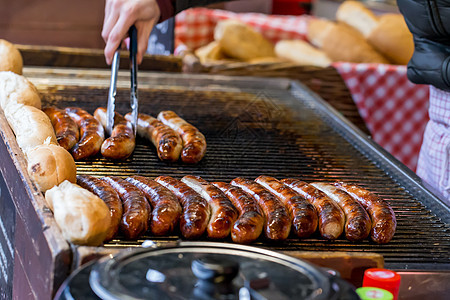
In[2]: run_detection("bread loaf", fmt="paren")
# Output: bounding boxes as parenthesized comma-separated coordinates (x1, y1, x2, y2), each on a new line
(336, 1, 379, 38)
(0, 71, 41, 110)
(0, 40, 23, 75)
(308, 19, 390, 64)
(45, 181, 111, 246)
(275, 40, 331, 67)
(367, 14, 414, 65)
(4, 103, 57, 155)
(214, 20, 275, 61)
(195, 41, 226, 63)
(27, 143, 77, 192)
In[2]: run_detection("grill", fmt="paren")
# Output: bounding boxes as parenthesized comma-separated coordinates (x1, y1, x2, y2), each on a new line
(32, 68, 450, 271)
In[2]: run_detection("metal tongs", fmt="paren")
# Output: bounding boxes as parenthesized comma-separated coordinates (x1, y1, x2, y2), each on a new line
(106, 25, 138, 136)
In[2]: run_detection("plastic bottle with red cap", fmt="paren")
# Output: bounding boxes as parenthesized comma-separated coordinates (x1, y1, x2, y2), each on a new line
(362, 268, 401, 300)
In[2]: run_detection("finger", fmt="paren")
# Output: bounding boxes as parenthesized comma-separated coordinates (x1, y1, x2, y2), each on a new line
(136, 21, 156, 64)
(104, 14, 136, 64)
(102, 12, 120, 43)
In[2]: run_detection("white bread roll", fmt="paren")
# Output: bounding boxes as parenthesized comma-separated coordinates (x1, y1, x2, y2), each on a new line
(336, 1, 379, 38)
(214, 20, 275, 61)
(275, 40, 331, 67)
(308, 19, 390, 64)
(27, 143, 77, 192)
(0, 40, 23, 75)
(4, 103, 57, 155)
(0, 71, 41, 110)
(367, 14, 414, 65)
(45, 181, 111, 246)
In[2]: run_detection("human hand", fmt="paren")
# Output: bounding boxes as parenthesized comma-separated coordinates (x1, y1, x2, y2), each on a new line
(102, 0, 161, 65)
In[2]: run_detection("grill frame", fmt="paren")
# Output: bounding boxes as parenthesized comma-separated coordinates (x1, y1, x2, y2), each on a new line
(25, 67, 450, 271)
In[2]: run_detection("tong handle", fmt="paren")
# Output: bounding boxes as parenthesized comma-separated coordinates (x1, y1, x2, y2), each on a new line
(129, 25, 138, 137)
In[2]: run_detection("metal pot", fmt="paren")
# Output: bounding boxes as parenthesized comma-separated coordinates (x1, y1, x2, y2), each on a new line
(55, 241, 359, 300)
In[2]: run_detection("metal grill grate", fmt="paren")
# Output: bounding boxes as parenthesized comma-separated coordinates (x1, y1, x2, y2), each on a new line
(40, 82, 450, 270)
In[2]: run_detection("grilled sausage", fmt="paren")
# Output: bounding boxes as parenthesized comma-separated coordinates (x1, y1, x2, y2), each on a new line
(312, 182, 371, 241)
(125, 112, 182, 162)
(282, 179, 345, 240)
(157, 111, 206, 164)
(333, 182, 396, 244)
(155, 176, 210, 239)
(65, 107, 105, 160)
(101, 176, 150, 239)
(212, 182, 264, 244)
(256, 176, 317, 238)
(181, 176, 238, 239)
(126, 176, 182, 236)
(76, 175, 123, 241)
(94, 107, 135, 160)
(43, 106, 79, 151)
(231, 177, 291, 241)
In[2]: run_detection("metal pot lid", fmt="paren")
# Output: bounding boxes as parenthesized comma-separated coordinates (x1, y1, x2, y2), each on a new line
(89, 241, 339, 300)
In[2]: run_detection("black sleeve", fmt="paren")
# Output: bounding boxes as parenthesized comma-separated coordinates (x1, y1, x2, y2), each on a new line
(397, 0, 450, 91)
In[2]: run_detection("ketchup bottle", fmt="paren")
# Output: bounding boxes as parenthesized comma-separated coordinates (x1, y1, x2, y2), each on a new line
(362, 268, 401, 300)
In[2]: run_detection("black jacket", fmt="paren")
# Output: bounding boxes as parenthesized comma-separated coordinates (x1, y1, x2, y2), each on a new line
(397, 0, 450, 91)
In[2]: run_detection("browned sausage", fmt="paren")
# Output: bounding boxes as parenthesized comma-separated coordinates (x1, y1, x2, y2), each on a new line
(125, 112, 182, 162)
(43, 106, 79, 151)
(126, 176, 182, 236)
(282, 179, 345, 240)
(65, 107, 105, 160)
(212, 182, 264, 244)
(333, 182, 396, 244)
(230, 177, 291, 241)
(155, 176, 210, 239)
(101, 176, 150, 239)
(76, 175, 123, 241)
(157, 111, 206, 164)
(256, 175, 317, 238)
(94, 107, 135, 160)
(311, 182, 371, 241)
(181, 176, 238, 239)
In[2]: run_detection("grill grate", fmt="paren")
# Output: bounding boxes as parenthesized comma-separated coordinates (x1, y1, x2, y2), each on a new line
(40, 84, 450, 270)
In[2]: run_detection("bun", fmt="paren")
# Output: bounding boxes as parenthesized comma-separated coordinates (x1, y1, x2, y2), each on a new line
(0, 40, 23, 75)
(0, 71, 41, 110)
(275, 40, 331, 67)
(195, 41, 226, 63)
(307, 18, 335, 49)
(367, 14, 414, 65)
(45, 181, 111, 246)
(4, 103, 57, 154)
(336, 1, 379, 38)
(214, 20, 275, 61)
(308, 20, 389, 64)
(27, 143, 77, 192)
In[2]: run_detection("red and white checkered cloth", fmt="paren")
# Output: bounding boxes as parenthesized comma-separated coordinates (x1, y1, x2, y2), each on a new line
(174, 8, 430, 171)
(416, 86, 450, 203)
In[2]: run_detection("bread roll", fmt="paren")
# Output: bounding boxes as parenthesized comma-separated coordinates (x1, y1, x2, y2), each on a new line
(336, 1, 379, 38)
(308, 19, 389, 64)
(0, 71, 41, 110)
(195, 41, 226, 63)
(0, 40, 23, 75)
(27, 143, 77, 192)
(214, 20, 275, 61)
(275, 40, 331, 67)
(368, 14, 414, 65)
(4, 103, 57, 154)
(307, 18, 335, 49)
(45, 181, 111, 246)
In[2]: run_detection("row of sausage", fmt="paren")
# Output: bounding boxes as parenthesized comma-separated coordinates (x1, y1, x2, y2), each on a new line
(76, 174, 397, 244)
(43, 107, 207, 163)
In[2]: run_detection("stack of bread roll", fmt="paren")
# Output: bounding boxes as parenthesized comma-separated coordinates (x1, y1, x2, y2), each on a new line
(0, 40, 110, 246)
(193, 1, 413, 67)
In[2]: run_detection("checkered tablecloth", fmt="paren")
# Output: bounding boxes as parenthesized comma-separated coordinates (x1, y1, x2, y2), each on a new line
(174, 8, 430, 171)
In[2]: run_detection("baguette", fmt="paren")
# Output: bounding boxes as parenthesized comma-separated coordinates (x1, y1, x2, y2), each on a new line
(0, 71, 41, 110)
(275, 39, 331, 67)
(336, 1, 379, 38)
(367, 14, 414, 65)
(0, 40, 23, 75)
(45, 181, 111, 246)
